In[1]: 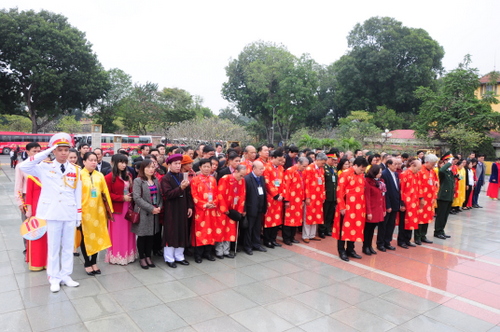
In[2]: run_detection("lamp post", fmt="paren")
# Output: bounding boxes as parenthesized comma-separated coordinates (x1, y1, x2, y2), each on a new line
(381, 129, 392, 145)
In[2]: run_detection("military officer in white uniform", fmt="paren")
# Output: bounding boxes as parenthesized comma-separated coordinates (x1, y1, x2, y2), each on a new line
(19, 133, 82, 292)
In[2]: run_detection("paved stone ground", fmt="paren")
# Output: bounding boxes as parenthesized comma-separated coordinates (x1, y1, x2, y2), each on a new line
(0, 155, 499, 332)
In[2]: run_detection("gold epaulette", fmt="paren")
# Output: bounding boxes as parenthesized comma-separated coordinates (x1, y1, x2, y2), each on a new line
(42, 160, 53, 163)
(71, 163, 81, 169)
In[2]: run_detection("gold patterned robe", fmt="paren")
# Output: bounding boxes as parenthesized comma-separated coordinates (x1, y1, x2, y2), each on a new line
(81, 168, 112, 256)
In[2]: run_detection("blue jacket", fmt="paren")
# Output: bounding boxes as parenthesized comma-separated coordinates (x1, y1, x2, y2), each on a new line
(489, 163, 499, 183)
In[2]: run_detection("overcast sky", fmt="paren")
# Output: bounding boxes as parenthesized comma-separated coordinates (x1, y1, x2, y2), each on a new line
(3, 0, 500, 114)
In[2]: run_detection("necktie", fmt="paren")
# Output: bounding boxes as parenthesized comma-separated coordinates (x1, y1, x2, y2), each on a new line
(61, 164, 65, 174)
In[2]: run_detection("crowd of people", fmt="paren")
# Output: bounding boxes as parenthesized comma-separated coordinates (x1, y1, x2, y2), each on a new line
(13, 132, 491, 291)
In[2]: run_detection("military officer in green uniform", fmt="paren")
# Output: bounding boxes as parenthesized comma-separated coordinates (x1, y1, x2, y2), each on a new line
(434, 152, 454, 239)
(319, 149, 339, 238)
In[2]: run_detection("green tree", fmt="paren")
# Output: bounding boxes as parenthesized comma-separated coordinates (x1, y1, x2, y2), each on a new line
(222, 41, 320, 144)
(57, 115, 82, 134)
(333, 16, 444, 115)
(440, 124, 487, 156)
(192, 96, 214, 119)
(0, 115, 32, 132)
(0, 8, 109, 133)
(306, 64, 340, 128)
(155, 88, 198, 135)
(119, 82, 161, 135)
(119, 84, 198, 135)
(370, 106, 405, 130)
(218, 107, 251, 127)
(414, 56, 500, 143)
(92, 68, 133, 133)
(336, 110, 381, 144)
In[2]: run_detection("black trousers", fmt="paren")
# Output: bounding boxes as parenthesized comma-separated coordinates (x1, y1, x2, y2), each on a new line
(336, 214, 355, 253)
(153, 224, 163, 252)
(282, 225, 297, 243)
(397, 211, 413, 244)
(194, 245, 213, 258)
(414, 223, 429, 241)
(137, 235, 154, 259)
(435, 200, 452, 236)
(363, 222, 379, 248)
(244, 214, 263, 250)
(79, 226, 98, 267)
(319, 201, 335, 235)
(377, 210, 398, 247)
(263, 226, 279, 244)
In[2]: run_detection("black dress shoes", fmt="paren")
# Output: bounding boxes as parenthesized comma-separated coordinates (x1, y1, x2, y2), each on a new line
(166, 261, 177, 268)
(362, 247, 372, 256)
(398, 243, 409, 249)
(194, 256, 202, 263)
(377, 246, 386, 252)
(291, 239, 299, 244)
(215, 254, 224, 259)
(244, 249, 253, 255)
(443, 234, 451, 238)
(421, 238, 433, 244)
(284, 241, 292, 246)
(224, 253, 235, 259)
(347, 251, 362, 259)
(369, 247, 377, 255)
(175, 260, 190, 266)
(272, 241, 282, 247)
(264, 242, 275, 249)
(385, 245, 396, 250)
(318, 233, 326, 239)
(434, 234, 447, 239)
(406, 242, 416, 247)
(339, 252, 349, 262)
(326, 232, 332, 236)
(203, 254, 216, 261)
(254, 245, 267, 252)
(415, 239, 422, 245)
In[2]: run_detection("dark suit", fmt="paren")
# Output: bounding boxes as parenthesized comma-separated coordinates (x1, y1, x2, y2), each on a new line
(378, 168, 401, 248)
(216, 166, 232, 182)
(319, 165, 337, 236)
(97, 161, 111, 175)
(244, 173, 267, 250)
(472, 161, 485, 206)
(284, 154, 298, 170)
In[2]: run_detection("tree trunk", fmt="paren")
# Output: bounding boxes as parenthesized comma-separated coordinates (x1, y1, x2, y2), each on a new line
(30, 111, 38, 133)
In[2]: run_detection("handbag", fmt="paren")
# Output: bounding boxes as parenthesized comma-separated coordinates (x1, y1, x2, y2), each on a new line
(125, 181, 142, 224)
(125, 203, 140, 224)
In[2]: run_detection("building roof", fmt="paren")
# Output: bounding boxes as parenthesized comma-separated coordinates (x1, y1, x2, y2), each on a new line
(388, 130, 416, 139)
(479, 73, 500, 84)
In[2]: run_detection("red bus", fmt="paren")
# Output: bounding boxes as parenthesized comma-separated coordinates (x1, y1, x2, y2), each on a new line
(0, 132, 74, 155)
(74, 134, 152, 155)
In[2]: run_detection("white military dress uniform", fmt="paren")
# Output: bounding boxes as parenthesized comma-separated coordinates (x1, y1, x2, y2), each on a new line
(19, 133, 82, 292)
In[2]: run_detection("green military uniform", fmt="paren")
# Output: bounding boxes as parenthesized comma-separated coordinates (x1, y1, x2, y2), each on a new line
(319, 164, 338, 237)
(434, 161, 454, 237)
